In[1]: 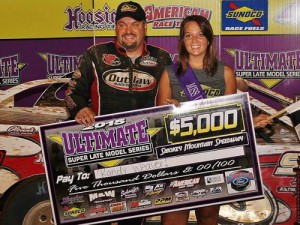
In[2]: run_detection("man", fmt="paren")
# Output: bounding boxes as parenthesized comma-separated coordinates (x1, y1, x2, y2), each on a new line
(66, 1, 172, 128)
(65, 1, 172, 224)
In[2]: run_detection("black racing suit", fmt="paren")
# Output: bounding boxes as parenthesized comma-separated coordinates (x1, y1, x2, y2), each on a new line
(66, 41, 172, 118)
(65, 41, 172, 225)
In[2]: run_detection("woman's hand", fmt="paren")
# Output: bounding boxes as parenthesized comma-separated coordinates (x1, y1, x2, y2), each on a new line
(75, 107, 96, 127)
(253, 114, 273, 129)
(164, 98, 180, 107)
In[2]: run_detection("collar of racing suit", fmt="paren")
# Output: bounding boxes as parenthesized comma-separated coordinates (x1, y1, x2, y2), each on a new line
(114, 40, 150, 94)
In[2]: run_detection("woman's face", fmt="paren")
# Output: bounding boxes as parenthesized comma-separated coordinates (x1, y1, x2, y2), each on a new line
(183, 21, 209, 58)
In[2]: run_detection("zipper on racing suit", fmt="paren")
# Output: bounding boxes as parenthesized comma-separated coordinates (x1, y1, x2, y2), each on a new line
(128, 56, 134, 94)
(127, 56, 138, 109)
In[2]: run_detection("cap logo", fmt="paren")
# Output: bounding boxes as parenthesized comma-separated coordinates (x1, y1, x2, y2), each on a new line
(121, 4, 137, 13)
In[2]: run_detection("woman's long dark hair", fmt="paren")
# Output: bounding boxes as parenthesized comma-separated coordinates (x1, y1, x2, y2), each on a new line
(176, 15, 218, 76)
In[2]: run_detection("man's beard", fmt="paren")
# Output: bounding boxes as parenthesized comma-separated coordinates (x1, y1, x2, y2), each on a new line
(121, 41, 138, 51)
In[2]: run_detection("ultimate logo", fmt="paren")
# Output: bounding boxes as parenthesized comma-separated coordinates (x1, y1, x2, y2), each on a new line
(222, 0, 268, 31)
(0, 54, 26, 86)
(39, 52, 81, 78)
(226, 48, 300, 88)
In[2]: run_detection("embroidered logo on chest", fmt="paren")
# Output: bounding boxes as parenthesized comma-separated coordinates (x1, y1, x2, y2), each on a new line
(139, 56, 158, 67)
(102, 54, 121, 66)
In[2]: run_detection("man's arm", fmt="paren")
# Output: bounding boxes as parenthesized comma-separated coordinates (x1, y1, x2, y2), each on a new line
(65, 51, 95, 120)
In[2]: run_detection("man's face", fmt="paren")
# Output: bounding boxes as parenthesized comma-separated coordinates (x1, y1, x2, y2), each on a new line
(116, 17, 147, 52)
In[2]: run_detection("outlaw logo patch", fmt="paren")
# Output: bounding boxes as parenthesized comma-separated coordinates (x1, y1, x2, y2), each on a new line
(103, 69, 156, 91)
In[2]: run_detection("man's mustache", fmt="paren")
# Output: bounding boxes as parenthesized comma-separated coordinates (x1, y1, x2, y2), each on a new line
(123, 33, 136, 37)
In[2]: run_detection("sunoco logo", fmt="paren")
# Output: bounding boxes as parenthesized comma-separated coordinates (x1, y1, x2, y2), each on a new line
(103, 69, 156, 91)
(222, 0, 268, 31)
(63, 207, 85, 218)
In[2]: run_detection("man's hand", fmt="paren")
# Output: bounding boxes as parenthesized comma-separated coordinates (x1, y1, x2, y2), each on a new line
(75, 107, 96, 127)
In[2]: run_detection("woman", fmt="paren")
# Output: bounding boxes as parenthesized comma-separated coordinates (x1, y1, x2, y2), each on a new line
(156, 15, 272, 225)
(156, 15, 236, 225)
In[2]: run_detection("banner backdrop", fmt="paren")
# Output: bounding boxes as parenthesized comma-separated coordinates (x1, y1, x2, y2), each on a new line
(2, 0, 299, 39)
(40, 93, 263, 225)
(1, 0, 299, 109)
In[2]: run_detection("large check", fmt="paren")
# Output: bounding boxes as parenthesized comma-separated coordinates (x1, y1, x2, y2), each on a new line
(40, 93, 263, 225)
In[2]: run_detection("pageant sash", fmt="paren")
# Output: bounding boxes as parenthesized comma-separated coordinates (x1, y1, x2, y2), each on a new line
(171, 63, 207, 100)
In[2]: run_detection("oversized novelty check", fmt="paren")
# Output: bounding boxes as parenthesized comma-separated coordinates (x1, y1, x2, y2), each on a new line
(40, 92, 263, 225)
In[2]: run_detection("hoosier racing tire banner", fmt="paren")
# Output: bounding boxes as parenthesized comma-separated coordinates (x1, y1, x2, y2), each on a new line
(39, 92, 263, 225)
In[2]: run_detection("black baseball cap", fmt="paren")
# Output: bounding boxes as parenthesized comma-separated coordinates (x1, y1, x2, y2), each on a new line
(115, 1, 146, 22)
